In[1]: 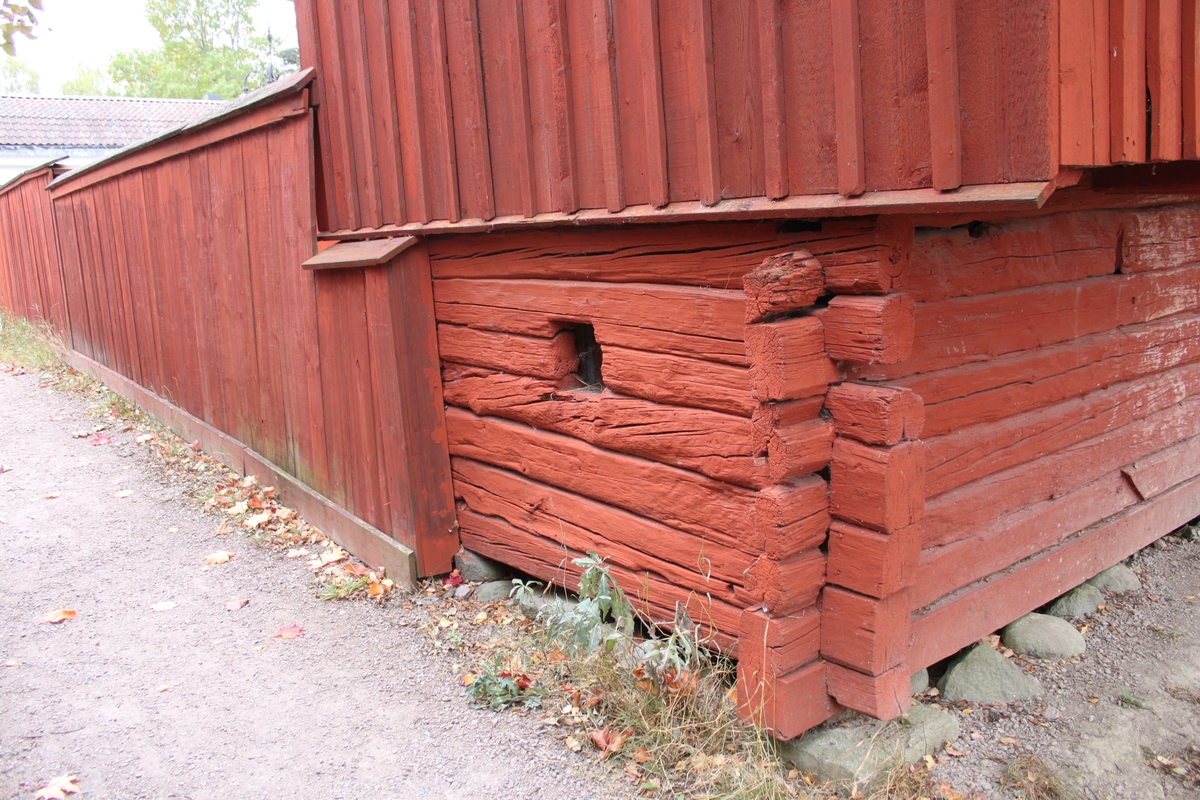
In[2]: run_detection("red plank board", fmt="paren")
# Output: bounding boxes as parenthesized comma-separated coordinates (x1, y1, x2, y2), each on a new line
(302, 236, 418, 269)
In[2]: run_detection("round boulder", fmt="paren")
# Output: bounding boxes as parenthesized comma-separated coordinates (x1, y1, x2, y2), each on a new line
(1002, 612, 1086, 659)
(938, 643, 1041, 703)
(1087, 563, 1141, 594)
(1046, 583, 1103, 620)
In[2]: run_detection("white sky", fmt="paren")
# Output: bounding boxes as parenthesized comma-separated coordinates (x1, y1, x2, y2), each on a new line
(8, 0, 299, 95)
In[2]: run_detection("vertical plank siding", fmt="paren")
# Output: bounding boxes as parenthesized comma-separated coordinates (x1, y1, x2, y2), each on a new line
(298, 0, 1085, 233)
(0, 167, 69, 338)
(0, 82, 458, 580)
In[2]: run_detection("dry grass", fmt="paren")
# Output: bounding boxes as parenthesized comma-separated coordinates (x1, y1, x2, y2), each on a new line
(999, 755, 1083, 800)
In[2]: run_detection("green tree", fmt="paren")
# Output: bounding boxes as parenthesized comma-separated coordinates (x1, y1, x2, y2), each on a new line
(1, 0, 41, 57)
(108, 0, 272, 100)
(1, 54, 38, 93)
(60, 64, 113, 96)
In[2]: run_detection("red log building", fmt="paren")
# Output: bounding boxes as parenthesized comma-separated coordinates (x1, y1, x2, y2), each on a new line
(2, 0, 1199, 739)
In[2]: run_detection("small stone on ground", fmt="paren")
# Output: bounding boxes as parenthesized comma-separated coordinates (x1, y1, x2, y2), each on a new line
(454, 549, 508, 583)
(1002, 613, 1086, 659)
(473, 580, 513, 602)
(1046, 583, 1103, 619)
(1087, 563, 1141, 594)
(911, 667, 929, 696)
(939, 643, 1041, 702)
(779, 703, 958, 789)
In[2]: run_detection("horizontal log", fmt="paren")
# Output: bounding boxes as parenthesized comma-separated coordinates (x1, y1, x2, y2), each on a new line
(755, 476, 831, 560)
(437, 325, 578, 379)
(433, 278, 747, 340)
(826, 662, 912, 720)
(458, 508, 743, 643)
(445, 407, 760, 552)
(830, 439, 925, 533)
(435, 301, 751, 365)
(441, 366, 767, 487)
(849, 263, 1200, 381)
(743, 250, 824, 323)
(926, 360, 1200, 497)
(825, 382, 924, 445)
(914, 470, 1141, 609)
(737, 659, 840, 742)
(820, 587, 910, 676)
(603, 345, 756, 416)
(768, 419, 835, 481)
(921, 392, 1200, 548)
(821, 217, 913, 295)
(1123, 433, 1200, 500)
(909, 473, 1200, 671)
(823, 294, 915, 364)
(903, 211, 1122, 303)
(1121, 205, 1200, 273)
(745, 316, 837, 401)
(906, 311, 1200, 438)
(744, 550, 826, 616)
(751, 396, 825, 455)
(427, 218, 882, 286)
(827, 521, 921, 598)
(452, 458, 751, 594)
(737, 607, 822, 678)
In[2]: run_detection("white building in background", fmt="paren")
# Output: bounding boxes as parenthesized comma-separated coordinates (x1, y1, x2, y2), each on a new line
(0, 94, 223, 184)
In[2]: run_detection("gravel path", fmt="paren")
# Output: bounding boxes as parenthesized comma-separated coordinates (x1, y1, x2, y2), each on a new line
(0, 371, 618, 800)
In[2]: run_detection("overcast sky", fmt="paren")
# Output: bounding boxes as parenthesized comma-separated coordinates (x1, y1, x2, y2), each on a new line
(9, 0, 299, 95)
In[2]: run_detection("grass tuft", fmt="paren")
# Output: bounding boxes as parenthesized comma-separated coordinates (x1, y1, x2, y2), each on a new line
(999, 754, 1083, 800)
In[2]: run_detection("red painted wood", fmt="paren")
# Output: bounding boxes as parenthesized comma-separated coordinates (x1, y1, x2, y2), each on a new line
(830, 0, 865, 196)
(755, 0, 787, 200)
(476, 0, 537, 217)
(737, 660, 840, 742)
(591, 0, 625, 213)
(444, 0, 496, 221)
(1110, 0, 1148, 163)
(825, 383, 924, 446)
(363, 0, 407, 225)
(745, 316, 838, 401)
(827, 520, 920, 598)
(823, 293, 915, 364)
(924, 0, 962, 190)
(1185, 0, 1200, 157)
(830, 438, 925, 533)
(389, 0, 433, 222)
(745, 549, 826, 615)
(821, 586, 910, 675)
(1148, 0, 1184, 161)
(825, 662, 911, 719)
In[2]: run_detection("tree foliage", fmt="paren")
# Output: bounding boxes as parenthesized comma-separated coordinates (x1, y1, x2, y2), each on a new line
(108, 0, 276, 100)
(60, 64, 113, 96)
(1, 55, 38, 93)
(1, 0, 41, 57)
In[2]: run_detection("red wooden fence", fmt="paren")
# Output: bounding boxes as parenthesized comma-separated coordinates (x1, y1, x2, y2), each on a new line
(0, 161, 69, 336)
(40, 71, 457, 581)
(294, 0, 1060, 234)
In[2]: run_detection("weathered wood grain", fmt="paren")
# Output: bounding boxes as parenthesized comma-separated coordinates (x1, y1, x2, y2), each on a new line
(830, 438, 925, 533)
(825, 383, 924, 445)
(737, 660, 840, 742)
(823, 294, 915, 364)
(827, 520, 920, 598)
(826, 662, 911, 719)
(821, 586, 910, 675)
(746, 316, 837, 401)
(743, 251, 824, 324)
(602, 344, 756, 416)
(437, 325, 579, 379)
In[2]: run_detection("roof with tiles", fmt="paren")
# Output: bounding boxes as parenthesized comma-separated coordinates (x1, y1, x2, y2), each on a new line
(0, 94, 223, 149)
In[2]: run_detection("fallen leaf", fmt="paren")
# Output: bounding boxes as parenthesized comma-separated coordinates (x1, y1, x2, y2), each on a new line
(3, 659, 18, 667)
(246, 495, 264, 510)
(205, 551, 234, 565)
(0, 465, 11, 474)
(43, 492, 62, 500)
(226, 501, 249, 516)
(565, 735, 583, 753)
(275, 507, 296, 521)
(0, 517, 7, 524)
(34, 774, 79, 799)
(590, 727, 632, 759)
(944, 746, 965, 757)
(90, 433, 115, 446)
(225, 597, 250, 611)
(285, 548, 309, 558)
(999, 737, 1016, 745)
(273, 624, 305, 639)
(49, 413, 69, 422)
(460, 673, 477, 687)
(1087, 697, 1100, 704)
(241, 474, 258, 488)
(155, 684, 171, 693)
(367, 582, 387, 598)
(924, 755, 937, 770)
(114, 489, 135, 499)
(135, 433, 155, 444)
(78, 458, 91, 466)
(151, 601, 177, 612)
(243, 511, 271, 530)
(473, 611, 489, 623)
(970, 732, 983, 740)
(70, 430, 89, 439)
(633, 747, 652, 764)
(39, 609, 77, 624)
(443, 569, 465, 587)
(960, 708, 973, 715)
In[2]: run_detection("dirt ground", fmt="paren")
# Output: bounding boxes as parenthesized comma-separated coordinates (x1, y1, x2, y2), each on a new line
(3, 363, 1199, 800)
(924, 527, 1200, 800)
(0, 370, 622, 800)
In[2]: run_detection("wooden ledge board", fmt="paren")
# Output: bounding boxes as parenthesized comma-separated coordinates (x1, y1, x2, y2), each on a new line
(302, 236, 418, 270)
(62, 349, 420, 587)
(317, 181, 1055, 240)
